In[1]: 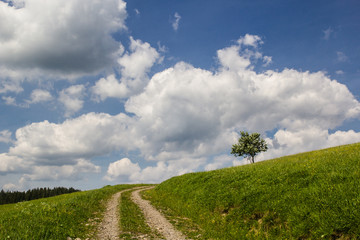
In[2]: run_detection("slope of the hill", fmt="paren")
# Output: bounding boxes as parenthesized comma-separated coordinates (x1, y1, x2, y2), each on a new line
(0, 184, 147, 239)
(146, 143, 360, 239)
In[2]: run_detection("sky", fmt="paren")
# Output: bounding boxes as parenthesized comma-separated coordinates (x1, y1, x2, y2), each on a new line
(0, 0, 360, 191)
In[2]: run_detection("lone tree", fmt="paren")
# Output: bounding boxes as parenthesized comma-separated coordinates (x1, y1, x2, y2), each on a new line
(231, 131, 268, 163)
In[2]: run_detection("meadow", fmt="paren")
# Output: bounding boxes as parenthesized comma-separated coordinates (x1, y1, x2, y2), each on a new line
(146, 143, 360, 239)
(1, 143, 359, 239)
(0, 184, 146, 240)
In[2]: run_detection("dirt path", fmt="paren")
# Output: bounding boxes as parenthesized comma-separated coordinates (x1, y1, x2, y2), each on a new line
(97, 186, 145, 240)
(131, 187, 187, 240)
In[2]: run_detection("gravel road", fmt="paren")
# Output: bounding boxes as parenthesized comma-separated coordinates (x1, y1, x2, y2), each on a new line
(131, 187, 187, 240)
(97, 187, 144, 240)
(96, 186, 187, 240)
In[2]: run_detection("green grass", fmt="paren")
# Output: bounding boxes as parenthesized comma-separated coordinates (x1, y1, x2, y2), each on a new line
(119, 187, 162, 239)
(145, 143, 360, 239)
(0, 184, 144, 240)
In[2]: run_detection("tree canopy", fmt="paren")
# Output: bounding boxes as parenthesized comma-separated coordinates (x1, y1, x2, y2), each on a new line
(231, 131, 268, 163)
(0, 187, 80, 205)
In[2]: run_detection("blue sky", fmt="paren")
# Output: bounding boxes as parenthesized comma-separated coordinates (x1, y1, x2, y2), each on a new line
(0, 0, 359, 191)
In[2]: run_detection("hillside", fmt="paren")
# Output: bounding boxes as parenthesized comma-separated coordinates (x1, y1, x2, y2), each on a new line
(146, 143, 360, 239)
(0, 184, 147, 239)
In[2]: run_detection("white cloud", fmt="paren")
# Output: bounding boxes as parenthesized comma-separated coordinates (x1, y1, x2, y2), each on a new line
(124, 37, 359, 163)
(28, 89, 53, 104)
(92, 74, 127, 101)
(92, 37, 160, 100)
(2, 96, 17, 106)
(262, 128, 360, 161)
(336, 70, 344, 75)
(263, 56, 272, 66)
(237, 34, 263, 47)
(217, 34, 267, 71)
(105, 157, 205, 183)
(172, 12, 181, 31)
(0, 130, 12, 143)
(0, 79, 23, 94)
(9, 112, 135, 165)
(3, 34, 360, 185)
(326, 130, 360, 147)
(0, 153, 27, 174)
(23, 159, 100, 181)
(0, 0, 127, 80)
(59, 85, 86, 117)
(217, 45, 251, 70)
(119, 37, 160, 80)
(104, 158, 141, 181)
(1, 158, 100, 190)
(205, 154, 237, 171)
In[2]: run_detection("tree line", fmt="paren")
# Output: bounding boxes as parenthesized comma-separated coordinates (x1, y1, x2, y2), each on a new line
(0, 187, 80, 205)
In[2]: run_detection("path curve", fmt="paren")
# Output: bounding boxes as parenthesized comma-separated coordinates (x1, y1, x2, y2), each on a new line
(97, 186, 147, 240)
(131, 187, 187, 240)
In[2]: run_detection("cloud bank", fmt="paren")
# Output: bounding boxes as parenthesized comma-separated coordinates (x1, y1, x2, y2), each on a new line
(0, 0, 127, 81)
(2, 33, 360, 188)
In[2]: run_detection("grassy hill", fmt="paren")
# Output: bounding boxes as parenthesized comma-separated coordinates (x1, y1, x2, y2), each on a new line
(0, 184, 147, 239)
(146, 143, 360, 239)
(1, 143, 359, 239)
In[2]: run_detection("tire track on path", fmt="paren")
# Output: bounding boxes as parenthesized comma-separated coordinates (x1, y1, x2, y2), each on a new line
(131, 187, 187, 240)
(96, 186, 147, 240)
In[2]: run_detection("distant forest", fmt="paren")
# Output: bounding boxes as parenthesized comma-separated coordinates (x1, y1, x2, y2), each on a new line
(0, 187, 81, 205)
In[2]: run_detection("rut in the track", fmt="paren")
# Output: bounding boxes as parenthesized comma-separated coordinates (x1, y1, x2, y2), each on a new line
(97, 186, 187, 239)
(131, 187, 187, 240)
(96, 187, 144, 240)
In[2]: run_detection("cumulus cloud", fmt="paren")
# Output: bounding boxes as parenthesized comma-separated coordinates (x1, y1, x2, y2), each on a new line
(105, 157, 205, 183)
(263, 128, 360, 160)
(104, 158, 141, 181)
(124, 38, 359, 162)
(9, 112, 134, 164)
(92, 74, 127, 100)
(237, 34, 263, 47)
(92, 37, 160, 100)
(326, 130, 360, 147)
(217, 34, 267, 71)
(2, 177, 28, 191)
(0, 153, 27, 174)
(3, 34, 360, 185)
(1, 158, 100, 190)
(59, 85, 86, 117)
(23, 159, 100, 181)
(205, 154, 238, 171)
(0, 0, 127, 79)
(28, 89, 53, 104)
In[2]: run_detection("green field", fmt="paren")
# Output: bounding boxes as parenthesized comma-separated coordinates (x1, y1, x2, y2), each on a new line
(146, 143, 360, 239)
(0, 184, 146, 240)
(1, 143, 359, 239)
